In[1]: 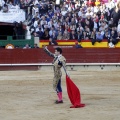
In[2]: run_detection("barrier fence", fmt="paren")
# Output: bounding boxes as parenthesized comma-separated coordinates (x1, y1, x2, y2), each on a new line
(0, 47, 120, 64)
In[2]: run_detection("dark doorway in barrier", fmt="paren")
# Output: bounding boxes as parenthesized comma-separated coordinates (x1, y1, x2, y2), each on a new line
(0, 25, 14, 40)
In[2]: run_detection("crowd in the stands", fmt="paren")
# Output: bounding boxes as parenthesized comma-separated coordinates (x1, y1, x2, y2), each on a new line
(26, 0, 120, 48)
(0, 0, 120, 48)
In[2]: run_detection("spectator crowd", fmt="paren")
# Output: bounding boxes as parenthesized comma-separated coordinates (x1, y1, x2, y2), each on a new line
(0, 0, 120, 47)
(27, 0, 120, 47)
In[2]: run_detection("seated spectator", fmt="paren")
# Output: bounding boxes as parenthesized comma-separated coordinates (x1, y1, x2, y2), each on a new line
(109, 0, 115, 10)
(7, 1, 15, 9)
(33, 17, 40, 28)
(2, 4, 8, 13)
(117, 22, 120, 33)
(32, 5, 39, 16)
(41, 16, 47, 26)
(33, 44, 39, 48)
(70, 30, 77, 40)
(78, 8, 83, 17)
(90, 30, 96, 45)
(117, 32, 120, 39)
(49, 26, 56, 37)
(86, 8, 93, 17)
(108, 39, 115, 48)
(104, 31, 110, 42)
(96, 31, 103, 42)
(83, 27, 91, 40)
(70, 24, 76, 31)
(34, 23, 44, 39)
(49, 37, 58, 45)
(23, 44, 31, 49)
(50, 32, 58, 44)
(109, 30, 118, 45)
(62, 30, 70, 40)
(77, 29, 83, 42)
(93, 18, 98, 30)
(0, 0, 5, 10)
(75, 41, 83, 48)
(40, 4, 48, 16)
(48, 19, 54, 29)
(43, 28, 49, 40)
(77, 23, 84, 32)
(86, 27, 91, 39)
(61, 7, 67, 16)
(57, 31, 63, 40)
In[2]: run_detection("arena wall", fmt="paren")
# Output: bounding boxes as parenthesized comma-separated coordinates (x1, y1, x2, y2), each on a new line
(39, 40, 120, 48)
(0, 47, 120, 71)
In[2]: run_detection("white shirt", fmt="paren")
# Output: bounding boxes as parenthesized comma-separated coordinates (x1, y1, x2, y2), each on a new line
(0, 0, 5, 6)
(94, 7, 98, 13)
(61, 10, 67, 16)
(34, 20, 38, 28)
(41, 20, 47, 26)
(49, 30, 54, 36)
(109, 1, 115, 10)
(34, 0, 39, 5)
(48, 21, 52, 28)
(33, 7, 39, 14)
(78, 11, 82, 17)
(56, 0, 60, 5)
(94, 22, 98, 29)
(108, 42, 115, 48)
(117, 24, 120, 32)
(35, 27, 40, 32)
(68, 6, 72, 12)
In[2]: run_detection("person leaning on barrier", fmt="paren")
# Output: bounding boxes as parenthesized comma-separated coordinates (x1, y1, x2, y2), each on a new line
(23, 44, 31, 49)
(75, 41, 83, 48)
(33, 44, 39, 48)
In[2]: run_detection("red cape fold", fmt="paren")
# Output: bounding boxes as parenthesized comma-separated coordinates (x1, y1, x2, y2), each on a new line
(66, 75, 85, 108)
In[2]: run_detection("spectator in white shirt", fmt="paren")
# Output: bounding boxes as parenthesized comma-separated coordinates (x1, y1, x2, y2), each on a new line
(23, 44, 31, 49)
(108, 39, 115, 48)
(34, 0, 39, 5)
(0, 0, 5, 8)
(109, 0, 115, 10)
(78, 8, 83, 17)
(48, 19, 53, 29)
(49, 27, 56, 37)
(40, 16, 47, 26)
(117, 23, 120, 33)
(32, 5, 39, 16)
(93, 18, 98, 29)
(61, 7, 67, 16)
(34, 17, 39, 28)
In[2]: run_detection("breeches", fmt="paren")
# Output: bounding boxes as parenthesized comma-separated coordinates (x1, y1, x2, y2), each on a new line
(56, 79, 62, 93)
(53, 77, 62, 92)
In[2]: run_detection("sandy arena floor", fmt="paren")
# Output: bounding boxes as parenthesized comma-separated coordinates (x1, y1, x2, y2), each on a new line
(0, 69, 120, 120)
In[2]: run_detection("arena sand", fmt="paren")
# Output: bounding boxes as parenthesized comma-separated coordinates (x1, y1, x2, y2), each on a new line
(0, 70, 120, 120)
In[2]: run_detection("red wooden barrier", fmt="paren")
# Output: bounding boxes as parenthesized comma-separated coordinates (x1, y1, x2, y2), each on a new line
(0, 48, 120, 64)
